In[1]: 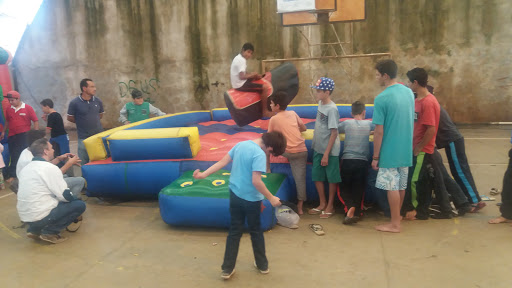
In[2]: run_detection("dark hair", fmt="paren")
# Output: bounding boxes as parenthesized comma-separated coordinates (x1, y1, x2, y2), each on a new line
(262, 131, 287, 157)
(30, 138, 50, 158)
(242, 43, 254, 52)
(406, 68, 428, 87)
(131, 89, 143, 99)
(80, 78, 93, 92)
(268, 91, 289, 110)
(375, 59, 398, 79)
(351, 101, 365, 115)
(427, 85, 434, 94)
(40, 98, 54, 108)
(27, 130, 46, 146)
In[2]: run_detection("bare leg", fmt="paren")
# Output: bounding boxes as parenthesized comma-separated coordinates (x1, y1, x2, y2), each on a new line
(312, 181, 326, 211)
(297, 200, 304, 215)
(324, 183, 337, 213)
(347, 207, 355, 218)
(375, 190, 401, 233)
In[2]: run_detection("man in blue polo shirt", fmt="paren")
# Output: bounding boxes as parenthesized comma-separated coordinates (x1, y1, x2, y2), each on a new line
(67, 78, 104, 164)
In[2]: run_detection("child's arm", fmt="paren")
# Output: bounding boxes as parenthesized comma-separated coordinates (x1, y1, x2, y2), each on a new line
(149, 104, 166, 117)
(266, 153, 271, 173)
(252, 171, 281, 207)
(321, 128, 338, 166)
(119, 105, 129, 124)
(193, 153, 232, 179)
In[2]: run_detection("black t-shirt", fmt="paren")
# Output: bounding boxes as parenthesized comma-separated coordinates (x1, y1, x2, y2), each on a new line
(47, 112, 67, 138)
(436, 107, 462, 148)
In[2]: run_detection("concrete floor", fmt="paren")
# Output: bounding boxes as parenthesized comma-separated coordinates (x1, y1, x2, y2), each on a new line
(1, 125, 511, 288)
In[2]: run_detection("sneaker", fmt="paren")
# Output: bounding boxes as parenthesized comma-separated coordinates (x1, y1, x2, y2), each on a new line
(254, 261, 269, 274)
(220, 269, 235, 280)
(457, 204, 472, 216)
(26, 232, 40, 240)
(39, 234, 68, 244)
(66, 216, 83, 232)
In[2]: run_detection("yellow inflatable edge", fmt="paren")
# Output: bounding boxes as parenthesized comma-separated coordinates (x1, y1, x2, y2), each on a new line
(83, 111, 207, 161)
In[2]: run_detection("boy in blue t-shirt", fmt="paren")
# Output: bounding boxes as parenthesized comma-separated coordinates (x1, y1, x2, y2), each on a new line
(308, 77, 341, 219)
(193, 132, 286, 280)
(338, 101, 375, 224)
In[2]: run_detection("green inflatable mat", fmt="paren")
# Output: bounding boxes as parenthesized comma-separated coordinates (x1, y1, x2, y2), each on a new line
(160, 169, 286, 199)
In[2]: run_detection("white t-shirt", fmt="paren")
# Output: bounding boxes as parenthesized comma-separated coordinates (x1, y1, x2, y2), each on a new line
(16, 148, 33, 176)
(17, 160, 69, 222)
(230, 54, 247, 89)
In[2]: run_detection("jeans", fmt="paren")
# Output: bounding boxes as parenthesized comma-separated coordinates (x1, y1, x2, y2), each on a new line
(64, 176, 86, 199)
(27, 200, 86, 235)
(222, 191, 267, 272)
(8, 132, 28, 178)
(77, 139, 89, 165)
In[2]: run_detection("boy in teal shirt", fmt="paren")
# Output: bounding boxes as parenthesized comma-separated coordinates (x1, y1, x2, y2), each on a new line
(119, 89, 165, 124)
(372, 60, 415, 233)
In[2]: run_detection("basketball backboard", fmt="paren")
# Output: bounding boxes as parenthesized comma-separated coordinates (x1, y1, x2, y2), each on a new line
(281, 0, 365, 26)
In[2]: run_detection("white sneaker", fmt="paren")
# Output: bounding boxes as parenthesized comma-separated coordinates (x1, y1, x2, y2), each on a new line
(254, 261, 269, 274)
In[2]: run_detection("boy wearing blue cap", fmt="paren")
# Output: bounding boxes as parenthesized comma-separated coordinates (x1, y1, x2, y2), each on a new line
(308, 77, 341, 218)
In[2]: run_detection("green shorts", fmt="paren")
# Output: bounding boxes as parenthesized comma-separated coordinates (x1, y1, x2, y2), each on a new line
(312, 151, 341, 183)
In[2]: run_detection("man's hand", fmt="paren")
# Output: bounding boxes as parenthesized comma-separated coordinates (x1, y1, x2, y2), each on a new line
(42, 114, 48, 122)
(124, 121, 130, 125)
(193, 169, 206, 179)
(57, 153, 73, 162)
(68, 155, 82, 167)
(321, 154, 329, 166)
(269, 196, 281, 207)
(372, 159, 379, 171)
(413, 146, 421, 157)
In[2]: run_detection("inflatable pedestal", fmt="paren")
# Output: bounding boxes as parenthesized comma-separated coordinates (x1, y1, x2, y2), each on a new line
(224, 62, 299, 127)
(159, 170, 292, 230)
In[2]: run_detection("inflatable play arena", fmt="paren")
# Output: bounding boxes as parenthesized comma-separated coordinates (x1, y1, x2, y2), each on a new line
(82, 63, 376, 230)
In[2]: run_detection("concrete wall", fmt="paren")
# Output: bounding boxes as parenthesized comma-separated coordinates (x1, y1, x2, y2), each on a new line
(12, 0, 512, 128)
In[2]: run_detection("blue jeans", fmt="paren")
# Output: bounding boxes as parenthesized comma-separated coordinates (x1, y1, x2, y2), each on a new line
(78, 139, 89, 165)
(64, 176, 86, 199)
(221, 191, 267, 272)
(27, 201, 86, 235)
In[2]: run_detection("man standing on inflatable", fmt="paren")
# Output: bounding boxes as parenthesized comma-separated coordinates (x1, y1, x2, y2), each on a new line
(230, 43, 271, 118)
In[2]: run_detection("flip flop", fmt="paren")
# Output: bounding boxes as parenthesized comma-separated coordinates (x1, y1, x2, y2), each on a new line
(308, 208, 323, 215)
(319, 211, 334, 219)
(481, 195, 496, 201)
(309, 224, 325, 236)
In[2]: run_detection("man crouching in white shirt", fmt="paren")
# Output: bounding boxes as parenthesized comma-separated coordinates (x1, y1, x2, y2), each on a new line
(17, 138, 86, 244)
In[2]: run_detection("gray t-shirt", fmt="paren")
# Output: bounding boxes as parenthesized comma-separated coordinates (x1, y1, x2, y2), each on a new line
(338, 119, 375, 160)
(312, 101, 340, 156)
(435, 107, 462, 149)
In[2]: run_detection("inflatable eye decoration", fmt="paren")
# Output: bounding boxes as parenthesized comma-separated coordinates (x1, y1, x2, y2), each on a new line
(212, 179, 226, 186)
(180, 181, 193, 187)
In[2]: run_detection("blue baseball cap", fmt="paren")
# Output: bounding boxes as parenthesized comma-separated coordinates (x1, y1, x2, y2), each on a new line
(310, 77, 335, 91)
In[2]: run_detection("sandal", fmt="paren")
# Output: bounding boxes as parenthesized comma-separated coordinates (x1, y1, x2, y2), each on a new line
(308, 208, 323, 215)
(319, 211, 334, 219)
(309, 224, 325, 236)
(490, 188, 501, 196)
